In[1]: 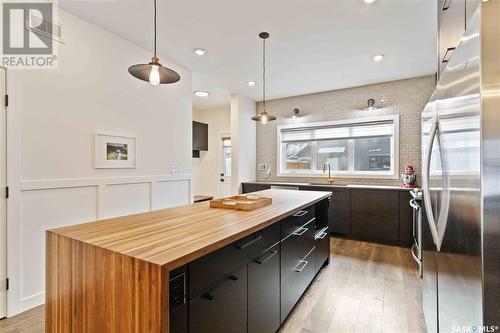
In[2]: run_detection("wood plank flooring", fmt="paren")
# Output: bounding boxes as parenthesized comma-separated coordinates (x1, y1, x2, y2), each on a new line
(279, 237, 426, 333)
(0, 237, 426, 333)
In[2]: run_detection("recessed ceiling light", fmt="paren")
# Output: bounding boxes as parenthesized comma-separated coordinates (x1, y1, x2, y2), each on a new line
(364, 0, 376, 3)
(373, 54, 384, 62)
(247, 81, 256, 87)
(194, 91, 209, 97)
(193, 48, 206, 56)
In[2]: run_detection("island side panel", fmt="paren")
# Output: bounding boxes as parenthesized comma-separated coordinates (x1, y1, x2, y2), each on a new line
(46, 231, 169, 333)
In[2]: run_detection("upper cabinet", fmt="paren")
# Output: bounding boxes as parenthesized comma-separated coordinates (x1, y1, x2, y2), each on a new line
(192, 121, 208, 158)
(438, 0, 481, 79)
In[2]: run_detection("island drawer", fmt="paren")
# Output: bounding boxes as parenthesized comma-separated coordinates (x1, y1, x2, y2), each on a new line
(281, 218, 315, 281)
(281, 205, 315, 239)
(350, 190, 399, 216)
(189, 222, 280, 298)
(281, 247, 315, 322)
(189, 265, 247, 333)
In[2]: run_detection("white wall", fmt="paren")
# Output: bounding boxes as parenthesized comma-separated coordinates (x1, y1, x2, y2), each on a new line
(192, 107, 231, 198)
(230, 94, 256, 194)
(6, 9, 193, 316)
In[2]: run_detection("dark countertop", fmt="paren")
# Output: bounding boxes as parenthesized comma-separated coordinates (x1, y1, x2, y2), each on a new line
(244, 180, 415, 191)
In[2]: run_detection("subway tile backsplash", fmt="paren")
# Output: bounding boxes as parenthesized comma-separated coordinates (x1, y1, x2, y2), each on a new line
(256, 75, 435, 186)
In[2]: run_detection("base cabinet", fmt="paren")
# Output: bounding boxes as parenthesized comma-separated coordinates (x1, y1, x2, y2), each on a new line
(248, 245, 280, 333)
(173, 200, 331, 333)
(189, 265, 248, 333)
(280, 248, 316, 322)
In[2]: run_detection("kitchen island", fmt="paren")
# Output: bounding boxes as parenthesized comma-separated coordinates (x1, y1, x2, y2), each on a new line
(46, 189, 331, 333)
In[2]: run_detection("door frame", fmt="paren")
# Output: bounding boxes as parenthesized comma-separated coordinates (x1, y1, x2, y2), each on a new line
(0, 66, 7, 319)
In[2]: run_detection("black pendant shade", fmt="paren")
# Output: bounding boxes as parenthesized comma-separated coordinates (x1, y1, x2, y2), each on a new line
(252, 32, 276, 123)
(128, 0, 180, 85)
(128, 60, 180, 84)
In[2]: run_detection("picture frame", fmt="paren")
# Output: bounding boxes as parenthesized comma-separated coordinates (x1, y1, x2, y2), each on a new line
(94, 132, 137, 169)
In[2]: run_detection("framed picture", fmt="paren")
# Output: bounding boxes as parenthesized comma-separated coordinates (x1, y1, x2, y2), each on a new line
(94, 132, 136, 169)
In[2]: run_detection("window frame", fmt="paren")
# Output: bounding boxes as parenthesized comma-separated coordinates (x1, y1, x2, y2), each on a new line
(276, 115, 400, 179)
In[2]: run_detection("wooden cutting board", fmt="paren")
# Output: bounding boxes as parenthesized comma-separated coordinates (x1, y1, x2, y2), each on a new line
(209, 195, 272, 211)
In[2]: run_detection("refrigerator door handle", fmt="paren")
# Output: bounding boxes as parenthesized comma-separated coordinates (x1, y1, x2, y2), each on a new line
(423, 116, 444, 251)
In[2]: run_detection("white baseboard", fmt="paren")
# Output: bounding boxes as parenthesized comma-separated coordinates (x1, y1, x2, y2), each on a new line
(21, 292, 45, 312)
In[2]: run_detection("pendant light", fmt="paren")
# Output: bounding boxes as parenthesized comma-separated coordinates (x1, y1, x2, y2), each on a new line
(128, 0, 180, 85)
(252, 32, 276, 124)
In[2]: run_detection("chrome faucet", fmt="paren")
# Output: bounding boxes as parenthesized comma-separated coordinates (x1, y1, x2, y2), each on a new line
(323, 162, 334, 184)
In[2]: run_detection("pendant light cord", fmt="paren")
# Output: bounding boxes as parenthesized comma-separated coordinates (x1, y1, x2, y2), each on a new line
(262, 36, 266, 112)
(153, 0, 157, 59)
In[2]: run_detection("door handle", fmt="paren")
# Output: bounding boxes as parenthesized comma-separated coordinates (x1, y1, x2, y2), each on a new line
(409, 199, 420, 210)
(236, 235, 262, 249)
(422, 116, 450, 252)
(203, 275, 238, 301)
(254, 250, 278, 265)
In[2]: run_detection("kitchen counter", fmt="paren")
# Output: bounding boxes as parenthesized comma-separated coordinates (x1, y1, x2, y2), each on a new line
(46, 189, 331, 333)
(244, 180, 414, 191)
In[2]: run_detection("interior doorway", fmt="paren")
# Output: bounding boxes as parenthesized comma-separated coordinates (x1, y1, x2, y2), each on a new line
(0, 67, 7, 318)
(218, 134, 231, 198)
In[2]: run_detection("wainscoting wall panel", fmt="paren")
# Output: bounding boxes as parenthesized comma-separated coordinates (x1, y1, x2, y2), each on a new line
(152, 180, 190, 210)
(103, 182, 151, 219)
(17, 174, 191, 312)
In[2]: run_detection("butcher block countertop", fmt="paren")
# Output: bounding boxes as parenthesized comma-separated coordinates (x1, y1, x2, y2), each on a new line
(48, 189, 330, 270)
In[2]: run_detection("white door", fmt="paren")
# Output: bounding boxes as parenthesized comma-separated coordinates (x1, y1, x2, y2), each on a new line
(0, 67, 7, 318)
(218, 135, 231, 198)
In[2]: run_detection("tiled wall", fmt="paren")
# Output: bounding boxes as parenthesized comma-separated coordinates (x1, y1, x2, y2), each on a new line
(256, 75, 435, 186)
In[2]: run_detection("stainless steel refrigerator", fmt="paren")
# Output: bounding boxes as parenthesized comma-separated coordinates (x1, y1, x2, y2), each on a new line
(421, 2, 500, 332)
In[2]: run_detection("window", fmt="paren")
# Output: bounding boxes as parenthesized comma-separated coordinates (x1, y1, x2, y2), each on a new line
(222, 137, 231, 177)
(278, 116, 399, 177)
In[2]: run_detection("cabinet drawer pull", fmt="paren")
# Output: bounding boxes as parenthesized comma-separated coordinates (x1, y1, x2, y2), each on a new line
(254, 250, 278, 265)
(293, 210, 308, 217)
(292, 227, 308, 236)
(236, 235, 262, 249)
(203, 275, 238, 301)
(294, 260, 308, 272)
(316, 231, 328, 239)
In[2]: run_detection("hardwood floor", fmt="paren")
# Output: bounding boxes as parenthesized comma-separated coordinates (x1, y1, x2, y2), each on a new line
(279, 237, 426, 333)
(0, 237, 426, 333)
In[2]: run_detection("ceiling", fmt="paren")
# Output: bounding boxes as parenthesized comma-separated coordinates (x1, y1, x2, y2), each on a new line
(60, 0, 437, 109)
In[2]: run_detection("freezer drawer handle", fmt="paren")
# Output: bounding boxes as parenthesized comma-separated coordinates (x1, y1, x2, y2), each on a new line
(254, 250, 278, 265)
(292, 210, 308, 217)
(203, 275, 239, 301)
(236, 235, 262, 249)
(294, 260, 309, 272)
(292, 227, 308, 236)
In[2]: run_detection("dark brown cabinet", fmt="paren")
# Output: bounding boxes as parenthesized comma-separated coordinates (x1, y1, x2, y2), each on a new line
(192, 121, 208, 158)
(299, 186, 350, 235)
(245, 182, 413, 247)
(314, 227, 329, 274)
(189, 265, 247, 333)
(248, 245, 280, 333)
(280, 247, 315, 322)
(172, 198, 331, 333)
(242, 183, 271, 194)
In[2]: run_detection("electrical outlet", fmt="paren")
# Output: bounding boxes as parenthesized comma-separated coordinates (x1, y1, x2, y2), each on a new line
(171, 166, 181, 175)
